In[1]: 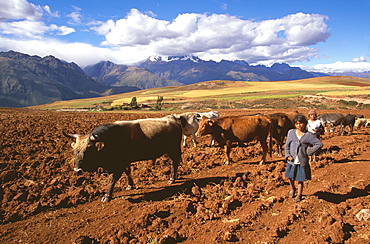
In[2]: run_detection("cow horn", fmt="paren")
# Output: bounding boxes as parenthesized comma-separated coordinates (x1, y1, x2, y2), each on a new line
(63, 131, 80, 139)
(90, 134, 99, 141)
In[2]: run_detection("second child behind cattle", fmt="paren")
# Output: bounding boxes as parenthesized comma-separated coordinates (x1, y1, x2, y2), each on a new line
(307, 109, 324, 162)
(285, 114, 323, 202)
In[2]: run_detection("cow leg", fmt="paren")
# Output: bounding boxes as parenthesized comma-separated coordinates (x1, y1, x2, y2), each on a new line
(323, 123, 328, 132)
(259, 139, 268, 165)
(168, 153, 181, 184)
(341, 125, 345, 136)
(277, 143, 283, 157)
(210, 135, 215, 146)
(224, 141, 232, 165)
(124, 165, 134, 190)
(276, 137, 283, 157)
(102, 171, 122, 202)
(348, 125, 353, 135)
(182, 135, 187, 147)
(191, 132, 197, 147)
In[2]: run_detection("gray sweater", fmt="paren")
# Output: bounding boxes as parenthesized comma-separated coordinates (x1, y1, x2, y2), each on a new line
(285, 129, 323, 166)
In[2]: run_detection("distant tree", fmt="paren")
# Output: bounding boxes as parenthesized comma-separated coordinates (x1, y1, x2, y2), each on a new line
(155, 96, 164, 110)
(130, 97, 138, 108)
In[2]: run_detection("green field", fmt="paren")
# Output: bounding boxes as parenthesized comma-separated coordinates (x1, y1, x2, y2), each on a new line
(29, 76, 370, 111)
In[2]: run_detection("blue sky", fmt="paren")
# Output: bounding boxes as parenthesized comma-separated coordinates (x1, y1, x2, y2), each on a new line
(0, 0, 369, 73)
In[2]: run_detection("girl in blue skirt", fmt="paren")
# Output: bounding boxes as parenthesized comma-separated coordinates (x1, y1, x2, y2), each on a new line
(285, 114, 323, 202)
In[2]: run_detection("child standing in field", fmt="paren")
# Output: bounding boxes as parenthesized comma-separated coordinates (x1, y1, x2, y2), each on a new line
(285, 114, 323, 202)
(307, 109, 324, 162)
(307, 109, 324, 138)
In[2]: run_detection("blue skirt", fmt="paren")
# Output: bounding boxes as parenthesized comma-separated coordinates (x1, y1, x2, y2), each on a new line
(285, 163, 311, 181)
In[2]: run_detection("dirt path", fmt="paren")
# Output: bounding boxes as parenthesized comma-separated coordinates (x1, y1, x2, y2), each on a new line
(0, 108, 369, 243)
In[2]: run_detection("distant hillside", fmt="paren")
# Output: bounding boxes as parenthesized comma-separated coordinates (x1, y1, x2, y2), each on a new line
(0, 51, 138, 107)
(84, 61, 182, 89)
(136, 55, 327, 85)
(30, 76, 370, 111)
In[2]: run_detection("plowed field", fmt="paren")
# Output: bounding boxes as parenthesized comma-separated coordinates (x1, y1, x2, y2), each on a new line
(0, 108, 369, 244)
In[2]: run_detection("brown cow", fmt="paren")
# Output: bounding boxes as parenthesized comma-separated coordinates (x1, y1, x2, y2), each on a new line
(64, 115, 183, 202)
(195, 115, 272, 165)
(268, 112, 294, 157)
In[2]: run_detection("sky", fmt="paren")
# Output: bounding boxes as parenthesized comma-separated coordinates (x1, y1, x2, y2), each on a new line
(0, 0, 369, 73)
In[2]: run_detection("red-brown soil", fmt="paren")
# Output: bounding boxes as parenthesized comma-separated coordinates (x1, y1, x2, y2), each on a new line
(0, 108, 369, 244)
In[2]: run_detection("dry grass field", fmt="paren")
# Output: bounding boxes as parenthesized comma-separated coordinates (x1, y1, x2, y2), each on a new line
(30, 76, 370, 111)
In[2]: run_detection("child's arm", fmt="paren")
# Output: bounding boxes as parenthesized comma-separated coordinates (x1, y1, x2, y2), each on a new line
(307, 134, 323, 156)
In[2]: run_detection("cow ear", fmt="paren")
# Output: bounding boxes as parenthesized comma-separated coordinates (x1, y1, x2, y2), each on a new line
(95, 141, 105, 151)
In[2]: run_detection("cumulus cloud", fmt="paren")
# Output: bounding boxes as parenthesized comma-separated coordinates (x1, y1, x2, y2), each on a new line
(351, 56, 367, 62)
(0, 33, 173, 68)
(5, 4, 365, 73)
(0, 37, 114, 67)
(0, 0, 43, 21)
(0, 0, 74, 38)
(93, 9, 331, 65)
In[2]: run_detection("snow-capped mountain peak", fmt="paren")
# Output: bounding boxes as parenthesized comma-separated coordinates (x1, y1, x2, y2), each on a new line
(149, 55, 202, 63)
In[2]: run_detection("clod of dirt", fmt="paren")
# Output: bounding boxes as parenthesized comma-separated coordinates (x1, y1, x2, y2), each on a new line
(356, 209, 370, 221)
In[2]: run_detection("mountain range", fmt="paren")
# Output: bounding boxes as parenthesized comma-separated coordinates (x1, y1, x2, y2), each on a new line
(84, 61, 182, 89)
(135, 55, 327, 85)
(1, 51, 366, 108)
(0, 51, 138, 107)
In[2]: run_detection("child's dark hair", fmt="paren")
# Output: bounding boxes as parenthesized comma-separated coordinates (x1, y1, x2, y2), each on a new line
(293, 114, 308, 125)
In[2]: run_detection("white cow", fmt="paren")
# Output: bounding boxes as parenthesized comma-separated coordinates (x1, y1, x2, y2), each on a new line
(197, 111, 220, 121)
(355, 118, 370, 129)
(175, 111, 219, 147)
(175, 112, 200, 147)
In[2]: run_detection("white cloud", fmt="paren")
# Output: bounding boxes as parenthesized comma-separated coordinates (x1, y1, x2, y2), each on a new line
(94, 9, 331, 65)
(0, 20, 74, 38)
(0, 36, 152, 68)
(52, 25, 75, 36)
(301, 61, 370, 73)
(0, 0, 75, 39)
(43, 5, 59, 18)
(351, 56, 367, 62)
(0, 0, 43, 21)
(67, 6, 83, 25)
(8, 5, 365, 73)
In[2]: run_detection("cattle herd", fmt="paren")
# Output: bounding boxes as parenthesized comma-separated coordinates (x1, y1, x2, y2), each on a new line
(64, 110, 366, 202)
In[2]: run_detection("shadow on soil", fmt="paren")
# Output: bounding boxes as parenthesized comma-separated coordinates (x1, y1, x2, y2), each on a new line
(126, 177, 228, 203)
(314, 184, 370, 204)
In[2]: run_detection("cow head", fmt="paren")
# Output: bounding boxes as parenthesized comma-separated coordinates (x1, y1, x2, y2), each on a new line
(195, 117, 213, 136)
(63, 132, 104, 173)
